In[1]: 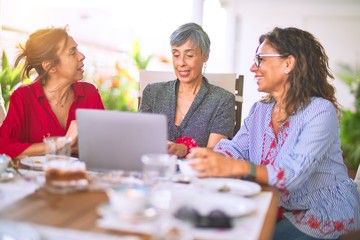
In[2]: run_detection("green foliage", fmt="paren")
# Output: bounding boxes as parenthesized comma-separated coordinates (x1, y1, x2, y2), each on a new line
(94, 62, 139, 112)
(92, 41, 152, 112)
(0, 51, 28, 110)
(131, 40, 153, 70)
(336, 63, 360, 169)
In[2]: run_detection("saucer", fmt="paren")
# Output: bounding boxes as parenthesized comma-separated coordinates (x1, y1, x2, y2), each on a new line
(97, 203, 157, 222)
(21, 156, 79, 171)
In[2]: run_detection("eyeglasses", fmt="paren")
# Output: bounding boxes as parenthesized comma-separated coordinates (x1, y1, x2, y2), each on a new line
(174, 205, 232, 228)
(254, 54, 284, 67)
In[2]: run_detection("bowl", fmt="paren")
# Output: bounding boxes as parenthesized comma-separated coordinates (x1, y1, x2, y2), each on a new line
(106, 185, 149, 216)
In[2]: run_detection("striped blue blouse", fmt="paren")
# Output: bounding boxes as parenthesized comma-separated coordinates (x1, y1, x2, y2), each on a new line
(215, 97, 360, 238)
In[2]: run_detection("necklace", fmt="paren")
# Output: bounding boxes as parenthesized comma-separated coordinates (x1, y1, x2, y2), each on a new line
(47, 89, 71, 108)
(177, 106, 186, 120)
(55, 91, 70, 108)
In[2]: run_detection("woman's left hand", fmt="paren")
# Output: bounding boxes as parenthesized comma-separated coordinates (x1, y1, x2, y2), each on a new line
(167, 141, 188, 158)
(66, 120, 78, 146)
(187, 147, 245, 178)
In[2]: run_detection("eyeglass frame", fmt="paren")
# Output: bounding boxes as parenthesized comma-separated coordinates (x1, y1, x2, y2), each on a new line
(254, 53, 284, 68)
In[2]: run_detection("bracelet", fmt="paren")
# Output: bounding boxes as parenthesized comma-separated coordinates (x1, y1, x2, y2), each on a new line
(242, 162, 256, 181)
(175, 136, 198, 157)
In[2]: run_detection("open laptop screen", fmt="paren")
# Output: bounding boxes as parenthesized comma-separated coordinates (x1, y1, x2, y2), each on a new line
(76, 109, 167, 172)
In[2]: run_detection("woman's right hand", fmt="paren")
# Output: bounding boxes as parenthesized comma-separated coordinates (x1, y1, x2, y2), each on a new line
(167, 141, 188, 158)
(187, 147, 246, 178)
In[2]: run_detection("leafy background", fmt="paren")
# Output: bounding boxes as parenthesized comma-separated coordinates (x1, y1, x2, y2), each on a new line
(336, 63, 360, 170)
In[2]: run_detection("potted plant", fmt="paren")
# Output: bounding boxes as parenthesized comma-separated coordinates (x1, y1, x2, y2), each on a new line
(336, 63, 360, 172)
(0, 51, 29, 110)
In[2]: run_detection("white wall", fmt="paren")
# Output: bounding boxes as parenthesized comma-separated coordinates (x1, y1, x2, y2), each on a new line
(221, 0, 360, 122)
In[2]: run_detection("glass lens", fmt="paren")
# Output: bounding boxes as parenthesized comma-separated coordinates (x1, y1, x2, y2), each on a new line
(254, 55, 260, 67)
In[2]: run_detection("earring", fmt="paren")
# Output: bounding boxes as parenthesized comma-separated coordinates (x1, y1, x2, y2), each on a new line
(203, 62, 207, 75)
(284, 70, 289, 74)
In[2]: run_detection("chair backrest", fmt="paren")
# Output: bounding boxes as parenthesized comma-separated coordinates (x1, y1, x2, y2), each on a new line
(138, 70, 244, 135)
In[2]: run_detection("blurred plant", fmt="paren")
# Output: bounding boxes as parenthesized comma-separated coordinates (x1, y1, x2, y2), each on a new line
(0, 51, 29, 110)
(94, 62, 139, 112)
(92, 41, 153, 112)
(336, 62, 360, 170)
(131, 40, 153, 70)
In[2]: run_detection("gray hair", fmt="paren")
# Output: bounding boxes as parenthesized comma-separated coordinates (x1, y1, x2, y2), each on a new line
(170, 22, 211, 56)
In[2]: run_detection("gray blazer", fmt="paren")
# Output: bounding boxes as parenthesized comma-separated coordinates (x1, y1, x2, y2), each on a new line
(139, 77, 235, 147)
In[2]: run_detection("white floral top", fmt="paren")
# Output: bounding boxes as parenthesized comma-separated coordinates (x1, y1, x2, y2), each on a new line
(215, 97, 360, 238)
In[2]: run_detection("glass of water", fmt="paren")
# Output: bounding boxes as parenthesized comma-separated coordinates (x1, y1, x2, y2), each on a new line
(141, 153, 177, 187)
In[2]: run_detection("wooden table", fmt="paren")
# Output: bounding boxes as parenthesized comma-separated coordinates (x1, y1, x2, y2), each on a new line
(0, 184, 279, 240)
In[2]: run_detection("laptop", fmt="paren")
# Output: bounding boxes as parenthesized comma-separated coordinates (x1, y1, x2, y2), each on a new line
(76, 109, 168, 172)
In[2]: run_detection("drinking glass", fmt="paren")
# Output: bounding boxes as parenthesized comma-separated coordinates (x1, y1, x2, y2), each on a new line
(0, 154, 10, 174)
(141, 154, 177, 187)
(43, 136, 72, 161)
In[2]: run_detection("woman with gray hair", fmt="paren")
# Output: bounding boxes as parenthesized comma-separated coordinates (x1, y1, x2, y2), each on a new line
(140, 22, 235, 158)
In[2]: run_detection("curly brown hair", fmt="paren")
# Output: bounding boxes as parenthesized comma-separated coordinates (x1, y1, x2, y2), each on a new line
(14, 26, 69, 85)
(259, 27, 341, 119)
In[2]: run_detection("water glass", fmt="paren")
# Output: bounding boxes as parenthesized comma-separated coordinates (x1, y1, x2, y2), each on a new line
(0, 154, 10, 174)
(44, 136, 72, 161)
(141, 154, 177, 187)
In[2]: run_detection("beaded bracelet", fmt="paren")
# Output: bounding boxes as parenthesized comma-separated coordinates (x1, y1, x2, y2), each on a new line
(175, 136, 198, 158)
(241, 162, 256, 181)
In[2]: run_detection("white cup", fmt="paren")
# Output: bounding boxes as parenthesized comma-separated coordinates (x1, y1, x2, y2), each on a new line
(44, 136, 72, 161)
(141, 154, 177, 186)
(177, 159, 199, 178)
(0, 154, 10, 174)
(106, 185, 149, 217)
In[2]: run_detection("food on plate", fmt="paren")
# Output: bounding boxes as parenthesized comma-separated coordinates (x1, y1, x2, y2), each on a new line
(44, 160, 88, 187)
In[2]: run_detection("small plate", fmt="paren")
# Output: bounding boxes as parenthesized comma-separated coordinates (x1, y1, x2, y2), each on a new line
(183, 192, 256, 217)
(20, 156, 78, 170)
(194, 178, 261, 197)
(97, 203, 157, 222)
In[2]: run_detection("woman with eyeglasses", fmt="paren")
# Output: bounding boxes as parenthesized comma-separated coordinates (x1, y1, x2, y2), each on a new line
(187, 27, 360, 239)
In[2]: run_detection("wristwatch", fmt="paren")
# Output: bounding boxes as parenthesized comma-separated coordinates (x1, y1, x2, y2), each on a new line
(241, 162, 256, 181)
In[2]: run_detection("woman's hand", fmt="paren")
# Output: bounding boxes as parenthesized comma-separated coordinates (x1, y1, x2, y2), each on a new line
(187, 147, 247, 178)
(167, 141, 188, 158)
(65, 120, 78, 154)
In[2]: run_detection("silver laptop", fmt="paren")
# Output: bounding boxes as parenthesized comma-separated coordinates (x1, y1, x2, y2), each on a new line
(76, 109, 167, 172)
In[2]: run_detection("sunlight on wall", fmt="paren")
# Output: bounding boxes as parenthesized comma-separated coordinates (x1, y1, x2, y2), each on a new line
(0, 0, 196, 74)
(203, 0, 228, 73)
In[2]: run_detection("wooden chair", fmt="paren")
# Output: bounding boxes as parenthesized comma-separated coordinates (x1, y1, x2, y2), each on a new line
(138, 70, 244, 135)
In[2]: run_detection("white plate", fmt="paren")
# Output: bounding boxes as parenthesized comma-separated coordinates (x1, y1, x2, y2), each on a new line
(185, 192, 256, 217)
(97, 203, 157, 221)
(194, 178, 261, 197)
(20, 156, 78, 170)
